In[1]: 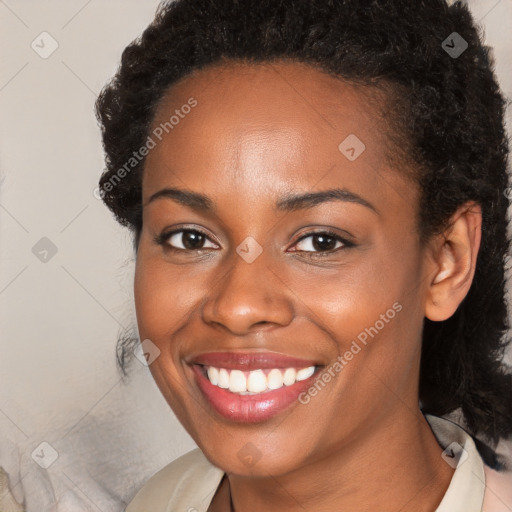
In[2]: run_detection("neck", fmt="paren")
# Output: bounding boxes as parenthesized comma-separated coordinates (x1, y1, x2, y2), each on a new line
(225, 411, 454, 512)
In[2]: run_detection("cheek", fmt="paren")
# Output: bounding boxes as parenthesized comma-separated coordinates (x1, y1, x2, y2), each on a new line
(291, 259, 401, 342)
(332, 248, 424, 391)
(298, 242, 423, 371)
(134, 257, 193, 340)
(133, 246, 207, 341)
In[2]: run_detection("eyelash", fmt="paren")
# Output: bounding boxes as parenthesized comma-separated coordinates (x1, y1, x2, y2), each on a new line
(154, 227, 355, 256)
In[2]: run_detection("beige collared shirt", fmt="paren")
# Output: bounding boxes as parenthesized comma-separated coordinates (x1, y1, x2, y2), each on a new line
(126, 414, 512, 512)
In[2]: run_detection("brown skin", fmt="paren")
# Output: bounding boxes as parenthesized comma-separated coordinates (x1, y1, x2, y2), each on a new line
(134, 60, 482, 512)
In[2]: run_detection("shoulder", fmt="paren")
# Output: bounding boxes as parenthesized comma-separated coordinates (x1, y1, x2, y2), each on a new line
(126, 448, 225, 512)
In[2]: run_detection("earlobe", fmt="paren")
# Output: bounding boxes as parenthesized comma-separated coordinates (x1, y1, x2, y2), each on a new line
(424, 202, 482, 322)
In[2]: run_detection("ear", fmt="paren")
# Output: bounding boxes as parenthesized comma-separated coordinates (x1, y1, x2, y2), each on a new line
(424, 201, 482, 322)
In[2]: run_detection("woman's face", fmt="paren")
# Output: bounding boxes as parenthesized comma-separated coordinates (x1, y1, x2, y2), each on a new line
(134, 60, 432, 476)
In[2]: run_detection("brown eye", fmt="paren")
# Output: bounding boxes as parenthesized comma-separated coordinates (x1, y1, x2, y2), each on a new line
(159, 229, 218, 251)
(293, 231, 354, 253)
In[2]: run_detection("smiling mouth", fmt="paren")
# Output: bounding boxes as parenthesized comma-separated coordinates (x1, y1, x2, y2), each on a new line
(198, 364, 321, 394)
(190, 362, 324, 423)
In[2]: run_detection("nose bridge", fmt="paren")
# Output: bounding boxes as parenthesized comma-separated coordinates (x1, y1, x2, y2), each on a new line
(202, 242, 293, 334)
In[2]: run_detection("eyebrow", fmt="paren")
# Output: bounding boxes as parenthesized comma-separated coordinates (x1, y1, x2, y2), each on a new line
(276, 188, 378, 214)
(145, 187, 378, 215)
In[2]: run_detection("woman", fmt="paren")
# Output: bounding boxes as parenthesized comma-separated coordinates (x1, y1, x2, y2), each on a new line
(95, 0, 512, 510)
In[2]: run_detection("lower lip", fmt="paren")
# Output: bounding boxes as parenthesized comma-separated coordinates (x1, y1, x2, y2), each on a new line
(191, 364, 321, 423)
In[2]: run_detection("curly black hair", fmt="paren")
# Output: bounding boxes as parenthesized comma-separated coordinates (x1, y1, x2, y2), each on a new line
(95, 0, 512, 452)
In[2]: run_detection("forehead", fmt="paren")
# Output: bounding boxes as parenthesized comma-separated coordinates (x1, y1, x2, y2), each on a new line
(143, 60, 414, 213)
(149, 59, 384, 148)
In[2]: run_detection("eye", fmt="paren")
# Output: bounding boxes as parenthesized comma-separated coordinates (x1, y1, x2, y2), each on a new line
(291, 231, 354, 254)
(154, 228, 354, 255)
(155, 228, 218, 251)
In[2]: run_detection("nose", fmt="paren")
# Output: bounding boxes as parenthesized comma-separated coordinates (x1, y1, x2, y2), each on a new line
(201, 248, 294, 335)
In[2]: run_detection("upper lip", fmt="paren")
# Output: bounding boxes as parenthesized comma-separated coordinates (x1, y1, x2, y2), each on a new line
(187, 351, 323, 371)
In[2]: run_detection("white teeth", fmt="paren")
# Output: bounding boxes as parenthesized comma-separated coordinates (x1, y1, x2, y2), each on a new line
(218, 368, 230, 388)
(229, 370, 247, 392)
(267, 369, 284, 390)
(247, 369, 267, 393)
(204, 365, 316, 394)
(207, 366, 219, 386)
(283, 368, 297, 386)
(296, 366, 315, 381)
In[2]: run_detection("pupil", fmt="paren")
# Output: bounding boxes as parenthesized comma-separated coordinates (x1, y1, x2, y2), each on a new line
(183, 231, 204, 250)
(313, 234, 335, 251)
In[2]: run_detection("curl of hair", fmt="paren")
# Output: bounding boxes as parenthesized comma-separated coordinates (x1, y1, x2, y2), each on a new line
(95, 0, 512, 450)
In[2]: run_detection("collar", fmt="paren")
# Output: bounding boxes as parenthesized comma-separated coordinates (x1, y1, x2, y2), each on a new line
(425, 414, 486, 512)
